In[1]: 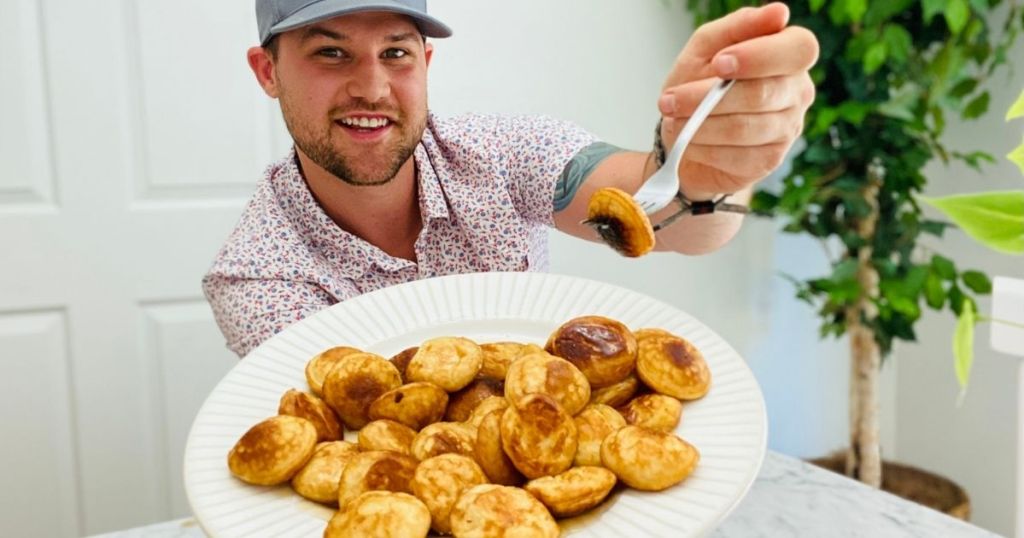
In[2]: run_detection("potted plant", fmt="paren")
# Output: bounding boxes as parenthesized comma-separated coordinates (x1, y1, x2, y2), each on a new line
(681, 0, 1024, 516)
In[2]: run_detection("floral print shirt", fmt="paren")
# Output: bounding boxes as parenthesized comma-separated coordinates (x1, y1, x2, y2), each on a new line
(203, 113, 596, 356)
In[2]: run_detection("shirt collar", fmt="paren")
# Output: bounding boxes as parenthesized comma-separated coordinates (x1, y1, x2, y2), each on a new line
(276, 116, 449, 277)
(413, 114, 450, 223)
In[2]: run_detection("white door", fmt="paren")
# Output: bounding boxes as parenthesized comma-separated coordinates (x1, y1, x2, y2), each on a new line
(0, 1, 290, 535)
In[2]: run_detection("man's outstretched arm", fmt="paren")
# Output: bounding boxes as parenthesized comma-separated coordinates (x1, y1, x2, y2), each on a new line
(554, 3, 818, 255)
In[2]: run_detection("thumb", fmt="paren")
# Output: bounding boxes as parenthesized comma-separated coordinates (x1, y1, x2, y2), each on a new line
(668, 3, 790, 85)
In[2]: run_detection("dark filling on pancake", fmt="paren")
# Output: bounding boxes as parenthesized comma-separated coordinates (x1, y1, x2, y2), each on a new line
(583, 216, 631, 256)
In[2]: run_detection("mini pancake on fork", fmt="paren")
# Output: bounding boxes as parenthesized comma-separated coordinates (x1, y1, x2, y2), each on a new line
(584, 187, 656, 258)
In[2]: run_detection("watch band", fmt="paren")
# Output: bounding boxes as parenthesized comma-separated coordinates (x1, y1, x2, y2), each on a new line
(652, 192, 749, 232)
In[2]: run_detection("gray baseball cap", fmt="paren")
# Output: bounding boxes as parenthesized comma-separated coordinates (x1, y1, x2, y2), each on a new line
(256, 0, 452, 46)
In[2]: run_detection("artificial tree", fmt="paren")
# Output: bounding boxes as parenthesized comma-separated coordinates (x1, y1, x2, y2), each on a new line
(682, 0, 1024, 487)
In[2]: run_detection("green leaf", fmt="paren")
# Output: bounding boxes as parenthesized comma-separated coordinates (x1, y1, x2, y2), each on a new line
(882, 24, 913, 64)
(922, 0, 947, 24)
(828, 0, 849, 24)
(1007, 89, 1024, 120)
(919, 192, 1024, 254)
(962, 270, 993, 293)
(832, 258, 860, 282)
(837, 101, 872, 125)
(949, 78, 979, 99)
(944, 0, 970, 34)
(863, 42, 888, 74)
(921, 220, 950, 237)
(931, 254, 957, 280)
(878, 83, 922, 122)
(1010, 142, 1024, 175)
(810, 0, 827, 13)
(812, 107, 840, 136)
(953, 299, 976, 391)
(864, 0, 916, 27)
(963, 91, 990, 119)
(925, 272, 946, 309)
(846, 0, 868, 23)
(949, 285, 967, 315)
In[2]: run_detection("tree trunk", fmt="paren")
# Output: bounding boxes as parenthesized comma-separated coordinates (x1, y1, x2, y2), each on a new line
(845, 159, 884, 487)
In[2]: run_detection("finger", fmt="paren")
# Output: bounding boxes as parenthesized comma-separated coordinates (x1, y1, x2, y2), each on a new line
(663, 106, 805, 147)
(682, 141, 794, 181)
(659, 74, 810, 117)
(668, 2, 790, 86)
(712, 26, 820, 79)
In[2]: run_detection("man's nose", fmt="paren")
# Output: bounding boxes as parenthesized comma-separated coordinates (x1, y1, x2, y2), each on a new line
(346, 59, 391, 103)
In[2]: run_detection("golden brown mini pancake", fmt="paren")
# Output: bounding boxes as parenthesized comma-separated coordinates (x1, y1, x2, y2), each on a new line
(504, 352, 591, 416)
(358, 419, 418, 455)
(589, 372, 640, 408)
(464, 396, 510, 430)
(524, 466, 618, 518)
(290, 441, 360, 505)
(410, 454, 488, 534)
(305, 346, 361, 396)
(410, 422, 477, 461)
(337, 450, 419, 509)
(574, 403, 627, 467)
(635, 329, 711, 400)
(546, 315, 638, 388)
(321, 352, 402, 430)
(473, 408, 524, 486)
(618, 393, 683, 433)
(406, 337, 483, 392)
(478, 342, 527, 380)
(584, 187, 656, 258)
(601, 425, 699, 491)
(450, 484, 559, 538)
(324, 491, 431, 538)
(368, 382, 449, 431)
(445, 378, 504, 422)
(500, 393, 578, 479)
(227, 415, 317, 486)
(278, 389, 343, 442)
(389, 346, 418, 383)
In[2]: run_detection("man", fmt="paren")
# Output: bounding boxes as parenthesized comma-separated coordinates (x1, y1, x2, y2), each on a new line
(204, 0, 818, 357)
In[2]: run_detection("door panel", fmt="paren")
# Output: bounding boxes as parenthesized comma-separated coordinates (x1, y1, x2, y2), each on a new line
(1, 0, 288, 534)
(0, 310, 81, 538)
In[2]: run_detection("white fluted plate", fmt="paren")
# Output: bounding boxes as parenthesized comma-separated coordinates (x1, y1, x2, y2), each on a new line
(184, 272, 767, 537)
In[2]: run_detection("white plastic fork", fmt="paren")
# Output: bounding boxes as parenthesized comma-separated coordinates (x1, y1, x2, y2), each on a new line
(633, 78, 737, 214)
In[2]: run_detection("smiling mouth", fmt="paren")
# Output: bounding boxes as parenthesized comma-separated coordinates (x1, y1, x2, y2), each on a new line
(336, 116, 393, 134)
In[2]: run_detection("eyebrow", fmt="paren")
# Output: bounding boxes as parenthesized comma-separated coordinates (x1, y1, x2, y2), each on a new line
(299, 26, 345, 43)
(299, 26, 419, 44)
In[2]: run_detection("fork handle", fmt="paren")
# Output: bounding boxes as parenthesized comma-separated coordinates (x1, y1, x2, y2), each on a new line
(662, 78, 736, 185)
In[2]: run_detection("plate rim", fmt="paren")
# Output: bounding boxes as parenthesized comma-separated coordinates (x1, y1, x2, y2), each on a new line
(183, 271, 768, 537)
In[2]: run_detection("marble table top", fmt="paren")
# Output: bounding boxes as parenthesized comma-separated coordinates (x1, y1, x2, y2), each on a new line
(92, 451, 998, 538)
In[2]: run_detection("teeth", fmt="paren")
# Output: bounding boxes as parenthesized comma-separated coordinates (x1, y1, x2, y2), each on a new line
(342, 117, 389, 128)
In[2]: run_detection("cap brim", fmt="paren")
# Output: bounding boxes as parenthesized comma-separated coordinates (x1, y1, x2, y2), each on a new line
(266, 0, 452, 45)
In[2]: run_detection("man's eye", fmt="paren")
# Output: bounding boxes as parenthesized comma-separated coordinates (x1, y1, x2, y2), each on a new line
(382, 48, 408, 59)
(316, 48, 345, 59)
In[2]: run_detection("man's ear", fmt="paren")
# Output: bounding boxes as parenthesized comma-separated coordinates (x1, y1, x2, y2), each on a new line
(247, 46, 280, 98)
(424, 41, 434, 68)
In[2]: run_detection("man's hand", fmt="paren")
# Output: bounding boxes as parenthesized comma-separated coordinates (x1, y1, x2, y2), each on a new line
(658, 3, 819, 199)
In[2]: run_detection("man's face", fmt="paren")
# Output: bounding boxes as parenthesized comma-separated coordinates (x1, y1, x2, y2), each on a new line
(268, 12, 432, 186)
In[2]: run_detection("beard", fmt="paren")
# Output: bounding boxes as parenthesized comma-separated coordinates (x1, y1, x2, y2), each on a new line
(278, 89, 426, 187)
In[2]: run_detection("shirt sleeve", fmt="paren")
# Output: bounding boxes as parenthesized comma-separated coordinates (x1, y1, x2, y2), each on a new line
(498, 115, 599, 225)
(202, 274, 341, 357)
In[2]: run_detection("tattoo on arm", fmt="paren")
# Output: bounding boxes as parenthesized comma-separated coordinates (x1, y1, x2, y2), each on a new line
(553, 142, 625, 212)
